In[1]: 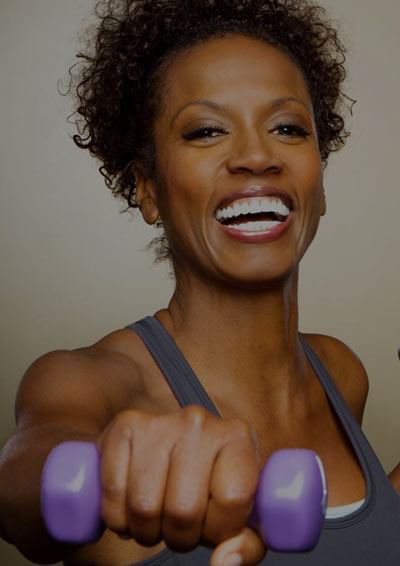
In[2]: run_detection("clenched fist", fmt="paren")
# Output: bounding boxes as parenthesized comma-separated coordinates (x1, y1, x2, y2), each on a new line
(96, 405, 266, 564)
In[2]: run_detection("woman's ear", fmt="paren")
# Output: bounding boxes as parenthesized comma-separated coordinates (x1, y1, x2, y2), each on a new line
(134, 164, 160, 225)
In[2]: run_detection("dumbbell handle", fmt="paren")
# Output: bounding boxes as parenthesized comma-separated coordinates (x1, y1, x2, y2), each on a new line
(41, 442, 327, 552)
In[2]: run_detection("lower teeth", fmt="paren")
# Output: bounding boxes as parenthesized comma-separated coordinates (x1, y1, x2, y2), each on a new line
(227, 220, 281, 233)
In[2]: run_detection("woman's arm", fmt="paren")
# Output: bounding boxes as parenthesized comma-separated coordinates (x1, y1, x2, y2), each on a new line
(1, 346, 268, 566)
(303, 333, 370, 425)
(0, 349, 116, 563)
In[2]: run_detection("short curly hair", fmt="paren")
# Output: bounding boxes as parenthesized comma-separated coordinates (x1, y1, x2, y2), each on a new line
(71, 0, 351, 259)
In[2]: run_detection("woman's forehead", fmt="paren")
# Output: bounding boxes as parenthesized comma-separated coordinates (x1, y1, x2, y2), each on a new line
(158, 34, 311, 120)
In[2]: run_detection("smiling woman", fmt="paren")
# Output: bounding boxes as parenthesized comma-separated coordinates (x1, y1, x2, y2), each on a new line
(0, 1, 400, 566)
(143, 36, 324, 286)
(70, 0, 348, 265)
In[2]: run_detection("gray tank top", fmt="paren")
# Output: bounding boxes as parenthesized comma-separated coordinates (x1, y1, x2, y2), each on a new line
(126, 316, 400, 565)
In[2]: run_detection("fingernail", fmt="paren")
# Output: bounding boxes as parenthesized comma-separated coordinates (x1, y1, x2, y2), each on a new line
(222, 553, 242, 566)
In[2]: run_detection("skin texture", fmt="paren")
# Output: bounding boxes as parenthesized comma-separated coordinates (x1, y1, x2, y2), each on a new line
(0, 34, 391, 566)
(389, 463, 400, 493)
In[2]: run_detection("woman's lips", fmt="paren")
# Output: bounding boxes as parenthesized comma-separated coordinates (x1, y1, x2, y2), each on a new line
(212, 185, 295, 244)
(216, 212, 293, 243)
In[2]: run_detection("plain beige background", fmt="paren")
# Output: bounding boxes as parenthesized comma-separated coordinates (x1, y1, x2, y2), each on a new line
(1, 0, 399, 563)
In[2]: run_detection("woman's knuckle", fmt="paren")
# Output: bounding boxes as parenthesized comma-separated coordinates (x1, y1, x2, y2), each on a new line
(165, 502, 199, 530)
(107, 413, 133, 440)
(117, 423, 134, 443)
(130, 497, 160, 523)
(102, 480, 124, 503)
(228, 418, 253, 441)
(182, 405, 208, 427)
(218, 488, 253, 511)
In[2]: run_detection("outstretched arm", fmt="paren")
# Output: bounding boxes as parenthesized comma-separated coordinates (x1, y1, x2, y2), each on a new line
(0, 349, 113, 563)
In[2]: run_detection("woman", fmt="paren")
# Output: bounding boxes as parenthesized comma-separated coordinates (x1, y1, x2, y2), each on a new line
(1, 0, 399, 564)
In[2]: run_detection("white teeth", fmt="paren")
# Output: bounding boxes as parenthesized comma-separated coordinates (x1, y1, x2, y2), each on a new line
(227, 220, 281, 233)
(216, 197, 290, 221)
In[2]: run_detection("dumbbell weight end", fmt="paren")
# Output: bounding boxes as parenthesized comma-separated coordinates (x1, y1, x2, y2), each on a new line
(249, 449, 327, 552)
(41, 441, 104, 543)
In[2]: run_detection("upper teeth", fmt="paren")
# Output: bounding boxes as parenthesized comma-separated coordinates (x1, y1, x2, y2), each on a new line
(215, 197, 290, 221)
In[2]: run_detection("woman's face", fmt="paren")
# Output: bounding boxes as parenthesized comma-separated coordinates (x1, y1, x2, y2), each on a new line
(141, 34, 325, 288)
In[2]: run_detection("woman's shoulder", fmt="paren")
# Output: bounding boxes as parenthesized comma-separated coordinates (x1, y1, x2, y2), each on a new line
(301, 333, 370, 424)
(16, 325, 168, 431)
(73, 325, 181, 414)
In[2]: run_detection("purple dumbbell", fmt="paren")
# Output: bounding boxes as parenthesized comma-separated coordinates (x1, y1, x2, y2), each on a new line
(249, 449, 327, 551)
(41, 442, 327, 552)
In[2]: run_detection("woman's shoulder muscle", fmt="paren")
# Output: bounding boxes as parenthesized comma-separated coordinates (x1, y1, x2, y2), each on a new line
(16, 328, 148, 433)
(302, 333, 369, 425)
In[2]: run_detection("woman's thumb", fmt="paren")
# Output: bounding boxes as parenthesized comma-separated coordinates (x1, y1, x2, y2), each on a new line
(210, 527, 267, 566)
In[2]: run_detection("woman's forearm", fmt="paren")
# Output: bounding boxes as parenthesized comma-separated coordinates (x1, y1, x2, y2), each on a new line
(0, 426, 95, 564)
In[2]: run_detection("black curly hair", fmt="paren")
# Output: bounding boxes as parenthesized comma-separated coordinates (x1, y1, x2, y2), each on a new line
(71, 0, 351, 260)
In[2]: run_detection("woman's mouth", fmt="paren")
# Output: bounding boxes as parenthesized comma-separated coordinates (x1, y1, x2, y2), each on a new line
(214, 195, 293, 242)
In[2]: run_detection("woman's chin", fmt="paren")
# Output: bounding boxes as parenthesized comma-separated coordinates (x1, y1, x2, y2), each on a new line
(212, 262, 299, 292)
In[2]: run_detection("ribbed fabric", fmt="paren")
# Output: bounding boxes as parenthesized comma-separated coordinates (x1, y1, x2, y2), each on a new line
(130, 316, 219, 415)
(127, 316, 400, 565)
(325, 499, 365, 519)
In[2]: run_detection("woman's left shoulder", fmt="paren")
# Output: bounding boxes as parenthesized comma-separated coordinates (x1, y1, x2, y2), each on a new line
(302, 333, 369, 424)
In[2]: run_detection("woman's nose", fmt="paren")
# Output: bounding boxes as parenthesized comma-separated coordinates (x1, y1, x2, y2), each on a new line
(226, 131, 283, 176)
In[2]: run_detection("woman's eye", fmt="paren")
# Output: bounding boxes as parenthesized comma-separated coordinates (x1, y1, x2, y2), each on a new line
(272, 123, 311, 138)
(182, 127, 226, 141)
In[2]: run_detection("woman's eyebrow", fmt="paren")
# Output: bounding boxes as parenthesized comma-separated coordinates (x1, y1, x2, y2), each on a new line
(170, 99, 224, 126)
(170, 96, 311, 126)
(270, 96, 310, 111)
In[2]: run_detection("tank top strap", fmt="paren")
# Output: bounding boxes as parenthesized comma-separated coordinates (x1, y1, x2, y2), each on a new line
(127, 316, 220, 416)
(299, 334, 377, 509)
(299, 334, 362, 429)
(299, 333, 370, 443)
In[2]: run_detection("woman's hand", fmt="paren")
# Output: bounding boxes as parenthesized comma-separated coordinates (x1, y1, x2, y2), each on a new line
(96, 405, 267, 565)
(210, 527, 266, 565)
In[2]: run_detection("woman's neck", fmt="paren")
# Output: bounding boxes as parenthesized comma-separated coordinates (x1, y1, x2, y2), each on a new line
(154, 268, 307, 404)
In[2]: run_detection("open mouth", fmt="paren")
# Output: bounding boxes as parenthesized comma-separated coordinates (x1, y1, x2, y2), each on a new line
(215, 196, 291, 233)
